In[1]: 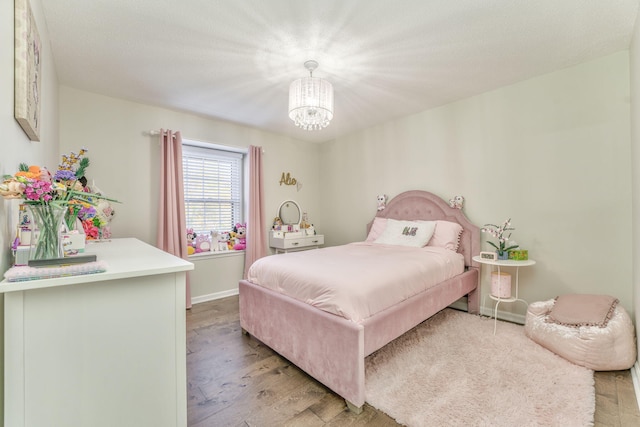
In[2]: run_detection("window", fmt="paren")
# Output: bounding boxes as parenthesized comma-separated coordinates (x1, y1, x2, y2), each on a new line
(182, 142, 244, 237)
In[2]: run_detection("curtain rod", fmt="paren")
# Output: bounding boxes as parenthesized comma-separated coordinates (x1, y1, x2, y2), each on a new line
(147, 130, 174, 138)
(146, 130, 263, 154)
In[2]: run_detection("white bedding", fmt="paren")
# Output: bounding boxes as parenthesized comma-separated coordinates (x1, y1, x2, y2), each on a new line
(247, 242, 464, 323)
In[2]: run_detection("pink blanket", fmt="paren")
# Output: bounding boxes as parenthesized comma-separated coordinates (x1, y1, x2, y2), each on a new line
(247, 242, 464, 323)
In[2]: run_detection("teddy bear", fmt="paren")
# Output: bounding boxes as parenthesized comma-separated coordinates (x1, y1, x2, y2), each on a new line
(233, 222, 247, 250)
(377, 194, 387, 211)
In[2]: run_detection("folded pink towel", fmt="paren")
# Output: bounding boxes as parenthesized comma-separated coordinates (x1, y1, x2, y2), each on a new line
(547, 294, 619, 328)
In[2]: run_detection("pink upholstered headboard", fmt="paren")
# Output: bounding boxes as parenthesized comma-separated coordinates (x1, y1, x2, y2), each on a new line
(367, 190, 480, 269)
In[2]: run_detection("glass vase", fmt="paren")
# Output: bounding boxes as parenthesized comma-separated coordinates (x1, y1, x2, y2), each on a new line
(27, 203, 66, 260)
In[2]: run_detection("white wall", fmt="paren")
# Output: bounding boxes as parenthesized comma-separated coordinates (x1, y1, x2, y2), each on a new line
(631, 6, 640, 371)
(58, 87, 321, 300)
(320, 52, 633, 321)
(0, 0, 59, 423)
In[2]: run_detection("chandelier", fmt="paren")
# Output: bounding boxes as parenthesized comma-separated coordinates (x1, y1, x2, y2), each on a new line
(288, 60, 334, 130)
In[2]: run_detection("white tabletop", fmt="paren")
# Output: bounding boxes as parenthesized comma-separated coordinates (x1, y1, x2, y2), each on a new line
(0, 238, 194, 293)
(472, 255, 536, 267)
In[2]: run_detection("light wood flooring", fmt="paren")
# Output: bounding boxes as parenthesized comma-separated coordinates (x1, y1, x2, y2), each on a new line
(187, 296, 640, 426)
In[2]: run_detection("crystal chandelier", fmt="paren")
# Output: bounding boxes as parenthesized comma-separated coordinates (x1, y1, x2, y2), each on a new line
(288, 60, 334, 130)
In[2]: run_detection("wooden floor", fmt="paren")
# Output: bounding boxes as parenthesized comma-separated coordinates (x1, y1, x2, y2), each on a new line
(186, 296, 640, 426)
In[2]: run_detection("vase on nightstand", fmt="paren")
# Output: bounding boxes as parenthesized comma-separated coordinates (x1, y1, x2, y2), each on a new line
(496, 251, 509, 260)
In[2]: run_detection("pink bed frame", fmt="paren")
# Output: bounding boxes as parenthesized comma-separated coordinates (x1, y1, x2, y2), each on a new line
(239, 190, 480, 412)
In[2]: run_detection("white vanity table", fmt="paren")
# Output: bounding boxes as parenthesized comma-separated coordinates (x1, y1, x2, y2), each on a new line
(269, 200, 324, 253)
(1, 238, 194, 427)
(269, 232, 325, 253)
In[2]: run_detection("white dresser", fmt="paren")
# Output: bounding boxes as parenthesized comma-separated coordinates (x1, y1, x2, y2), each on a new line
(269, 232, 324, 253)
(1, 238, 194, 427)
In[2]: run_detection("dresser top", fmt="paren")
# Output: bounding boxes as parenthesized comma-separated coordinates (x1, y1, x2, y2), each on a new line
(0, 238, 193, 293)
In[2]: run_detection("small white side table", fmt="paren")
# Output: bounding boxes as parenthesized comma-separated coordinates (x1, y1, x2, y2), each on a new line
(472, 256, 536, 334)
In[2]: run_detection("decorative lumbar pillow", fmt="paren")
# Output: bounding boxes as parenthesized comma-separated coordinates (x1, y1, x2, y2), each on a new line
(547, 294, 619, 328)
(365, 217, 388, 242)
(428, 220, 464, 251)
(374, 219, 436, 248)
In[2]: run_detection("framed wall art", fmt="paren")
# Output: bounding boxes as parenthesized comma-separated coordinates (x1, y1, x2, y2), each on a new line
(14, 0, 42, 141)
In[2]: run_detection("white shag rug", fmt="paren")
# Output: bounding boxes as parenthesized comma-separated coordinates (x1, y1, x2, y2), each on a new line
(365, 309, 595, 427)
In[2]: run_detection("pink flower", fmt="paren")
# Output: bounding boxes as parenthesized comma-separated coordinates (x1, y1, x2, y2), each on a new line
(82, 219, 100, 239)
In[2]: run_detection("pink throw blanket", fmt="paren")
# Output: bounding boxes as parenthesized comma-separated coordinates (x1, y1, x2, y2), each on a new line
(247, 242, 464, 323)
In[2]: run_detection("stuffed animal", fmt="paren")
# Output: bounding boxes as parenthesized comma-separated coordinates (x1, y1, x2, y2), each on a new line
(186, 228, 196, 255)
(195, 234, 211, 253)
(228, 230, 236, 250)
(273, 216, 283, 229)
(377, 194, 387, 211)
(448, 195, 465, 209)
(217, 232, 230, 251)
(210, 230, 220, 251)
(300, 212, 311, 229)
(233, 222, 247, 250)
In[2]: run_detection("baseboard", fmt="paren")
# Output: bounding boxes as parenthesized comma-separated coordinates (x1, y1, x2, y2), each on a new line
(632, 361, 640, 411)
(480, 305, 526, 325)
(191, 288, 239, 305)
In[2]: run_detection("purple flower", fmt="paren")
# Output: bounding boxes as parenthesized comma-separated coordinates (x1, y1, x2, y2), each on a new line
(53, 169, 77, 181)
(77, 206, 97, 220)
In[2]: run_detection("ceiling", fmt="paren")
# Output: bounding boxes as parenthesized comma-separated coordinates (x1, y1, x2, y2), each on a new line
(40, 0, 639, 143)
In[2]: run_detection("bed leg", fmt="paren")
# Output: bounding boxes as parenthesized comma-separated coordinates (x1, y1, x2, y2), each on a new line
(345, 400, 363, 414)
(241, 328, 249, 336)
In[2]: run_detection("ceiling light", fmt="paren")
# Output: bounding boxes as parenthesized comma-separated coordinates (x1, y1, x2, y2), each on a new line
(288, 60, 334, 131)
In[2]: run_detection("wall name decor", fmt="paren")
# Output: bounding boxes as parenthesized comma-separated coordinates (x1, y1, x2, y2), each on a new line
(279, 172, 297, 186)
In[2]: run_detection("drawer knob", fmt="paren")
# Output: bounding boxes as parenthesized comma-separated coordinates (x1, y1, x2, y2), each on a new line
(292, 242, 299, 246)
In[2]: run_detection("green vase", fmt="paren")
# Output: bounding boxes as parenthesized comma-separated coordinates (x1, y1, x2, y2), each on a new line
(27, 204, 66, 260)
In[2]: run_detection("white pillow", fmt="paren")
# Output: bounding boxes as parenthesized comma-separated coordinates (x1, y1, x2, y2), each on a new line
(374, 219, 436, 248)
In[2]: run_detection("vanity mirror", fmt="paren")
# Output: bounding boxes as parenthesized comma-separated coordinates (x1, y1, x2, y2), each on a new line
(277, 200, 302, 226)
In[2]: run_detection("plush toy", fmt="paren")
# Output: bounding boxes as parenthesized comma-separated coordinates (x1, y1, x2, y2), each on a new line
(186, 228, 196, 255)
(300, 212, 310, 229)
(233, 222, 247, 250)
(228, 230, 236, 250)
(195, 234, 211, 253)
(217, 232, 230, 251)
(210, 230, 220, 251)
(377, 194, 387, 211)
(448, 195, 465, 210)
(273, 216, 282, 230)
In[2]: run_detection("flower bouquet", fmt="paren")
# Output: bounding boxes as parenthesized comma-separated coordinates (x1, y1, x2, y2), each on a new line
(481, 218, 519, 260)
(1, 148, 118, 260)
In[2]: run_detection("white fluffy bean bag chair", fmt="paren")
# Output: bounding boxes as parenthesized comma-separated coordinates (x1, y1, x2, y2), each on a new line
(524, 295, 637, 371)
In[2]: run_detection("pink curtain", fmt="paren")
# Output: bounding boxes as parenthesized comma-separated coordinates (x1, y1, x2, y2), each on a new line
(244, 145, 267, 278)
(156, 129, 191, 309)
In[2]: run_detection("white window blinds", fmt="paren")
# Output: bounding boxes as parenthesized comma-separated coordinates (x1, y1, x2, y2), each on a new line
(182, 144, 243, 236)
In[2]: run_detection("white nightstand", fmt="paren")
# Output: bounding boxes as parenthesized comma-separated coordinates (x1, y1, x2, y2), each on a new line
(269, 232, 324, 254)
(472, 256, 536, 334)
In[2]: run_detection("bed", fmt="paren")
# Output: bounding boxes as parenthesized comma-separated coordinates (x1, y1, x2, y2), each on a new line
(239, 190, 480, 412)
